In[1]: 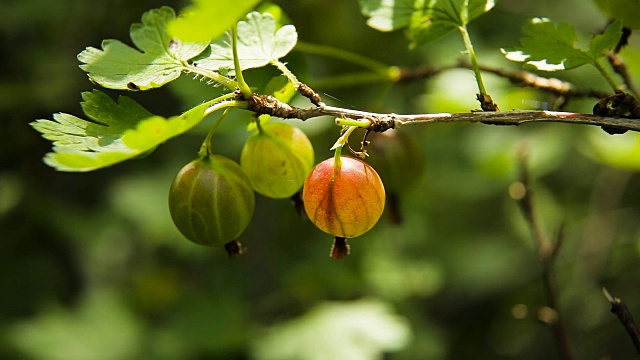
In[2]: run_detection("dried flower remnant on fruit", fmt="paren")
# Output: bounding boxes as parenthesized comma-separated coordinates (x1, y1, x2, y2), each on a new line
(224, 240, 245, 259)
(330, 237, 350, 259)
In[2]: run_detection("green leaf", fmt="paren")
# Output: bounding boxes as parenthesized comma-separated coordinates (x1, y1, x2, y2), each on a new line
(78, 7, 209, 90)
(31, 90, 209, 172)
(359, 0, 496, 42)
(358, 0, 415, 32)
(501, 18, 622, 71)
(7, 291, 142, 360)
(251, 299, 411, 360)
(168, 0, 261, 43)
(194, 12, 297, 72)
(591, 20, 623, 57)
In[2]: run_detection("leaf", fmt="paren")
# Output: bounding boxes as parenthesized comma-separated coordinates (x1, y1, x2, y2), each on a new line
(251, 299, 412, 360)
(7, 291, 142, 360)
(168, 0, 262, 43)
(410, 0, 496, 46)
(78, 7, 209, 90)
(591, 20, 623, 57)
(359, 0, 496, 44)
(501, 18, 622, 71)
(194, 12, 297, 72)
(31, 90, 209, 172)
(358, 0, 415, 32)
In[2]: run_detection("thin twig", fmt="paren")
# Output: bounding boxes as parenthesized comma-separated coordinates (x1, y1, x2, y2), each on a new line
(514, 151, 577, 360)
(242, 93, 640, 133)
(474, 63, 611, 99)
(607, 52, 640, 100)
(603, 288, 640, 356)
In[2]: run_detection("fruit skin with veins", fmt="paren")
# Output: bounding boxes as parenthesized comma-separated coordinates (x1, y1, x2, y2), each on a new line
(303, 156, 385, 238)
(241, 122, 314, 199)
(168, 155, 255, 246)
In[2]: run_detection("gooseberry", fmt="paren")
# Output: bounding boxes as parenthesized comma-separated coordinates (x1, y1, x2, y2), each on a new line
(168, 155, 255, 248)
(303, 156, 385, 239)
(241, 122, 314, 199)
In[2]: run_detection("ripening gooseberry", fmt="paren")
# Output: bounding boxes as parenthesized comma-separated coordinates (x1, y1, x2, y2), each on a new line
(168, 155, 255, 247)
(241, 122, 314, 199)
(303, 156, 385, 239)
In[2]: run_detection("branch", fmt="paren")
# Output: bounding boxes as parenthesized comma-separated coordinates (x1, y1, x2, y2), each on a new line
(513, 151, 577, 360)
(243, 92, 640, 134)
(474, 63, 610, 99)
(607, 52, 640, 100)
(603, 288, 640, 356)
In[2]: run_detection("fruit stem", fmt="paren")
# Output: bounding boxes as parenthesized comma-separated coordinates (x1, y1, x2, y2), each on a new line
(333, 144, 343, 168)
(199, 108, 232, 157)
(255, 115, 264, 134)
(330, 237, 350, 259)
(335, 117, 371, 128)
(330, 125, 359, 168)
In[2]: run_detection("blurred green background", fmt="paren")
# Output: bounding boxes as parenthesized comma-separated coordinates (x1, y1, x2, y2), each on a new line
(3, 0, 640, 359)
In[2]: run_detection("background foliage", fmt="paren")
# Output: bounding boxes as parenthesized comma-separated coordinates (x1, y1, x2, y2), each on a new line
(3, 0, 640, 359)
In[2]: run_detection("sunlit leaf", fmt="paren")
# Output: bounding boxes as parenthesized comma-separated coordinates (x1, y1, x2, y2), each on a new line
(252, 299, 412, 360)
(7, 291, 142, 360)
(31, 90, 209, 171)
(502, 18, 622, 71)
(359, 0, 496, 46)
(78, 7, 209, 90)
(168, 0, 261, 43)
(358, 0, 415, 31)
(194, 12, 297, 72)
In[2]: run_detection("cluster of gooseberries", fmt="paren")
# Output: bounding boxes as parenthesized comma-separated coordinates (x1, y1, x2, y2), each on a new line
(168, 118, 420, 259)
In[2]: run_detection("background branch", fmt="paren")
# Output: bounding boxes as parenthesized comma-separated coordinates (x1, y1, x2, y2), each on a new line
(513, 150, 577, 360)
(603, 288, 640, 356)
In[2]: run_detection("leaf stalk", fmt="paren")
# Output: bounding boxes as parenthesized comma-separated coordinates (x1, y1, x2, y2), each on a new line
(458, 25, 487, 95)
(231, 25, 253, 99)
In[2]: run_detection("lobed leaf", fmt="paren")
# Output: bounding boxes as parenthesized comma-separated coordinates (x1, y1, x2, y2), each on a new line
(78, 7, 209, 90)
(194, 12, 297, 73)
(590, 19, 623, 57)
(168, 0, 262, 43)
(31, 90, 209, 172)
(358, 0, 415, 32)
(410, 0, 496, 46)
(502, 18, 622, 71)
(359, 0, 496, 46)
